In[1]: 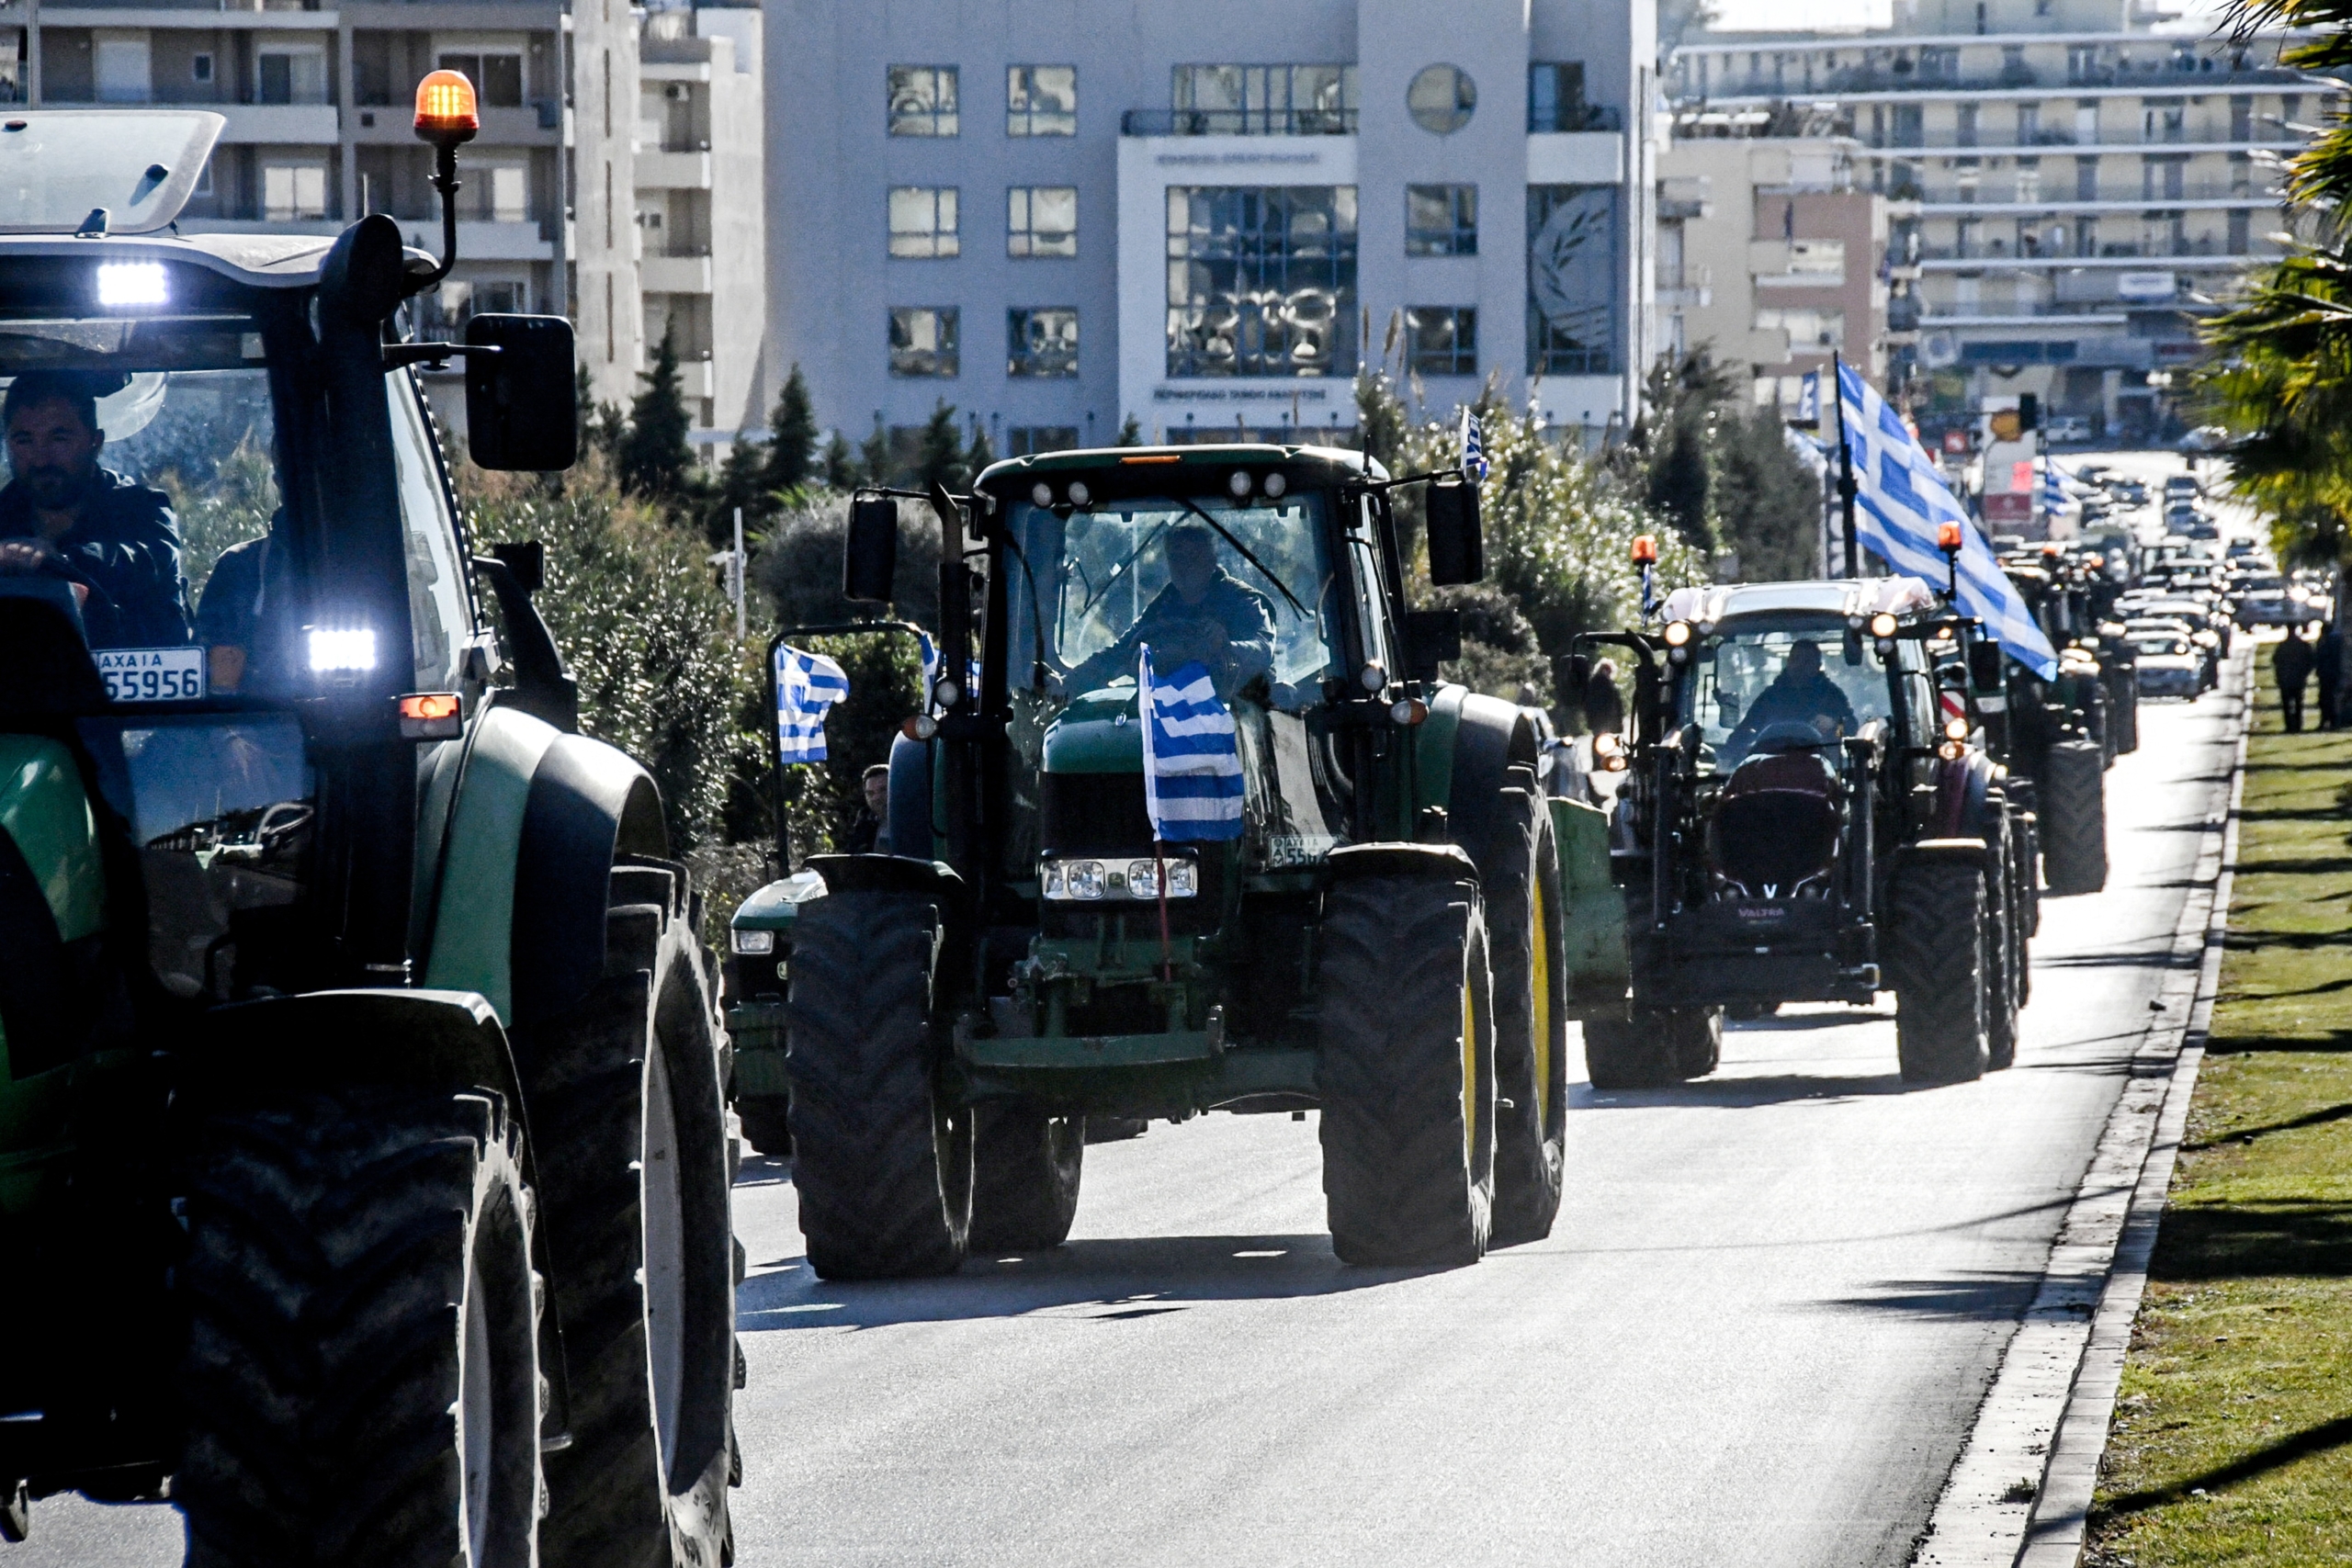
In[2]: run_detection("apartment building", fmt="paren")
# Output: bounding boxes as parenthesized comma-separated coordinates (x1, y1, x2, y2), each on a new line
(1658, 130, 1893, 404)
(1669, 0, 2341, 439)
(765, 0, 1660, 457)
(0, 0, 764, 452)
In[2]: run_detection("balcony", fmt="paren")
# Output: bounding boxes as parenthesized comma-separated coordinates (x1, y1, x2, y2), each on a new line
(637, 151, 711, 189)
(213, 104, 341, 143)
(641, 251, 712, 296)
(1860, 128, 2302, 155)
(1120, 108, 1356, 137)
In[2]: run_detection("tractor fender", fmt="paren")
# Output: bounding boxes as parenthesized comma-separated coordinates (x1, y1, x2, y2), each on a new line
(806, 852, 965, 901)
(885, 731, 935, 858)
(1891, 837, 1993, 873)
(1933, 750, 2001, 841)
(1443, 693, 1543, 875)
(511, 735, 667, 1026)
(188, 987, 527, 1108)
(1321, 841, 1479, 890)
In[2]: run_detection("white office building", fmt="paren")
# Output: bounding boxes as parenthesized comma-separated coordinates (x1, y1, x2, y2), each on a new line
(764, 0, 1660, 459)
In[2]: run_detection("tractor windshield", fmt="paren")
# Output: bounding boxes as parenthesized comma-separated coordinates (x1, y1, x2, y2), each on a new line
(1686, 620, 1902, 767)
(1004, 493, 1342, 702)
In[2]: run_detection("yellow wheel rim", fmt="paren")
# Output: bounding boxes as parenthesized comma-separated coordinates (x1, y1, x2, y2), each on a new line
(1530, 876, 1553, 1132)
(1462, 973, 1477, 1168)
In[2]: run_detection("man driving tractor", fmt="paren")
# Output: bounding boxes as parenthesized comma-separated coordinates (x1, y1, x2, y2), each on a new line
(1724, 638, 1860, 753)
(0, 370, 191, 648)
(1060, 519, 1276, 695)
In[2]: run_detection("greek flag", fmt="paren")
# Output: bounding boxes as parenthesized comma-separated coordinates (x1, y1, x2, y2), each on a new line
(774, 644, 849, 763)
(2041, 460, 2069, 512)
(1836, 363, 2058, 679)
(1138, 645, 1244, 842)
(917, 631, 979, 710)
(1460, 408, 1489, 482)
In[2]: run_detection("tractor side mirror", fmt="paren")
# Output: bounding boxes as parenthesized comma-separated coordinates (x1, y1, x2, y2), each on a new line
(1425, 479, 1485, 586)
(1566, 653, 1591, 698)
(1401, 608, 1462, 682)
(490, 540, 545, 595)
(1970, 638, 2005, 690)
(465, 314, 578, 471)
(844, 496, 900, 604)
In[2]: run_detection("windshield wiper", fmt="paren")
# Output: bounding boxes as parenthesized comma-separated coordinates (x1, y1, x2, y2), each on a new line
(1070, 519, 1172, 630)
(1172, 496, 1308, 618)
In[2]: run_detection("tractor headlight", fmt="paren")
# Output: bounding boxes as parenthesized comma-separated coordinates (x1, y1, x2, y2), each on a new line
(1592, 731, 1624, 761)
(309, 626, 379, 672)
(1040, 856, 1193, 901)
(1869, 612, 1899, 638)
(1663, 620, 1693, 648)
(730, 928, 775, 955)
(1943, 716, 1970, 741)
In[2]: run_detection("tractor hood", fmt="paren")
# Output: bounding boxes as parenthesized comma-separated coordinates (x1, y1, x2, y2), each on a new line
(1041, 687, 1145, 775)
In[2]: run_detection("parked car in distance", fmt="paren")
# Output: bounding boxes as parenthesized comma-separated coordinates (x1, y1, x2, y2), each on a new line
(2130, 632, 2206, 699)
(2046, 414, 2094, 443)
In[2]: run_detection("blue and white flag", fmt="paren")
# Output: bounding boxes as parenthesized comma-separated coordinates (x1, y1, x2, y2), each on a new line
(1459, 408, 1489, 482)
(2041, 460, 2069, 512)
(1138, 645, 1244, 843)
(916, 630, 979, 710)
(1835, 362, 2058, 679)
(774, 644, 849, 763)
(1793, 370, 1821, 429)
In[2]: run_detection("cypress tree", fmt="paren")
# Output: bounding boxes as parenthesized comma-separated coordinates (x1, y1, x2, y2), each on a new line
(1114, 413, 1143, 446)
(763, 364, 819, 494)
(963, 421, 995, 479)
(618, 321, 695, 500)
(914, 399, 966, 491)
(822, 432, 860, 490)
(859, 414, 892, 489)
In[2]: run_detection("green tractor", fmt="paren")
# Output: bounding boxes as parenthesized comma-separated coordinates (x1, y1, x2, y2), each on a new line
(0, 107, 738, 1563)
(1995, 550, 2120, 897)
(738, 441, 1626, 1272)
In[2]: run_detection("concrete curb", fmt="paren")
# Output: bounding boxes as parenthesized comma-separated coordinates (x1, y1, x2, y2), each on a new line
(1913, 657, 2253, 1568)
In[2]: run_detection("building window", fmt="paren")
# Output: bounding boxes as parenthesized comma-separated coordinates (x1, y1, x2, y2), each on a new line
(1008, 65, 1075, 135)
(1918, 47, 1957, 83)
(255, 47, 326, 106)
(888, 187, 959, 258)
(1754, 306, 1844, 350)
(1527, 62, 1589, 131)
(1170, 64, 1357, 135)
(96, 37, 152, 104)
(2016, 102, 2040, 142)
(1008, 186, 1077, 257)
(1165, 185, 1359, 378)
(2228, 208, 2250, 251)
(888, 66, 958, 137)
(889, 307, 958, 377)
(1009, 426, 1079, 457)
(1526, 185, 1616, 376)
(1008, 308, 1079, 378)
(263, 163, 328, 221)
(1406, 184, 1476, 255)
(2015, 159, 2040, 204)
(191, 52, 214, 85)
(439, 51, 524, 108)
(2076, 156, 2099, 199)
(1405, 308, 1476, 376)
(1407, 64, 1476, 135)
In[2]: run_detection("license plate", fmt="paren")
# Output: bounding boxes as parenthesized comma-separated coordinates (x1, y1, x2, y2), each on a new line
(97, 646, 208, 704)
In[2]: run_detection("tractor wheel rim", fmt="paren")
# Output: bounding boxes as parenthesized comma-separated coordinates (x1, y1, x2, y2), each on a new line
(1531, 875, 1553, 1132)
(459, 1248, 495, 1566)
(644, 1042, 687, 1483)
(1461, 971, 1477, 1170)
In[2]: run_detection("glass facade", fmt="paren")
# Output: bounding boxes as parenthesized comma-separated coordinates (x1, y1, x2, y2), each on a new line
(1166, 186, 1358, 378)
(1526, 184, 1616, 375)
(1008, 186, 1078, 258)
(1009, 308, 1080, 378)
(888, 65, 958, 136)
(1406, 184, 1477, 256)
(888, 186, 958, 258)
(1008, 65, 1077, 135)
(1168, 64, 1357, 135)
(889, 306, 959, 377)
(1406, 307, 1477, 376)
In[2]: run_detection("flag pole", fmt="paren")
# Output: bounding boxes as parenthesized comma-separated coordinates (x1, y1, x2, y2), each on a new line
(1152, 840, 1174, 983)
(1830, 352, 1859, 579)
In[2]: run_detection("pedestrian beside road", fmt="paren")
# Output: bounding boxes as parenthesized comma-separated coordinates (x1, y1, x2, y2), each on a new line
(2318, 622, 2345, 729)
(2274, 624, 2316, 733)
(1582, 657, 1625, 736)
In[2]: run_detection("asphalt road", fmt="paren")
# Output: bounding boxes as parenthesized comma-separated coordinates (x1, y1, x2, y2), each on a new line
(10, 457, 2249, 1566)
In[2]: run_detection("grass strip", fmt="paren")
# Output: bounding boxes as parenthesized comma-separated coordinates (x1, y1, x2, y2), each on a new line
(2087, 660, 2352, 1567)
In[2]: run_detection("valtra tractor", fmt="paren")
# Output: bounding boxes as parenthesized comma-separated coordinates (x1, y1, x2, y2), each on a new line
(0, 97, 738, 1565)
(1995, 547, 2120, 897)
(746, 438, 1628, 1272)
(1576, 558, 2033, 1088)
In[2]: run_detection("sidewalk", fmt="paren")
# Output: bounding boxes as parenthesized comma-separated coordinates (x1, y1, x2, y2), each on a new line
(2086, 661, 2352, 1567)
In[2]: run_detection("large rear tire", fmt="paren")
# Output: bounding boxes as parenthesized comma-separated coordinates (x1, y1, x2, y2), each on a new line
(1584, 1007, 1717, 1088)
(1317, 875, 1495, 1267)
(1890, 856, 1990, 1083)
(785, 889, 972, 1279)
(1983, 829, 2021, 1071)
(527, 866, 738, 1568)
(1485, 795, 1569, 1247)
(176, 1089, 542, 1568)
(2039, 739, 2109, 897)
(968, 1103, 1084, 1251)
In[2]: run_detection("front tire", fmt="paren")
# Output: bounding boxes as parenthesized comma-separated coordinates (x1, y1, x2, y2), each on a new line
(1585, 1007, 1718, 1088)
(527, 867, 738, 1568)
(1317, 875, 1495, 1267)
(176, 1089, 542, 1568)
(785, 889, 973, 1279)
(1890, 856, 1990, 1084)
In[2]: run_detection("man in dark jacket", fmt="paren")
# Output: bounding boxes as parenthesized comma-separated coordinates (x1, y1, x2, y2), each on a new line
(2317, 622, 2344, 730)
(1062, 521, 1276, 697)
(2275, 623, 2315, 733)
(1724, 639, 1859, 755)
(0, 370, 190, 649)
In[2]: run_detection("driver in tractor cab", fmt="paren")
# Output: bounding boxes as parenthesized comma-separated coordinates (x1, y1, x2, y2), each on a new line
(1724, 638, 1859, 754)
(1060, 519, 1276, 696)
(0, 369, 191, 648)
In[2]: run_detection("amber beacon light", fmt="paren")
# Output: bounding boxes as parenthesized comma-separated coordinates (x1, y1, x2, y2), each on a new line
(413, 70, 481, 145)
